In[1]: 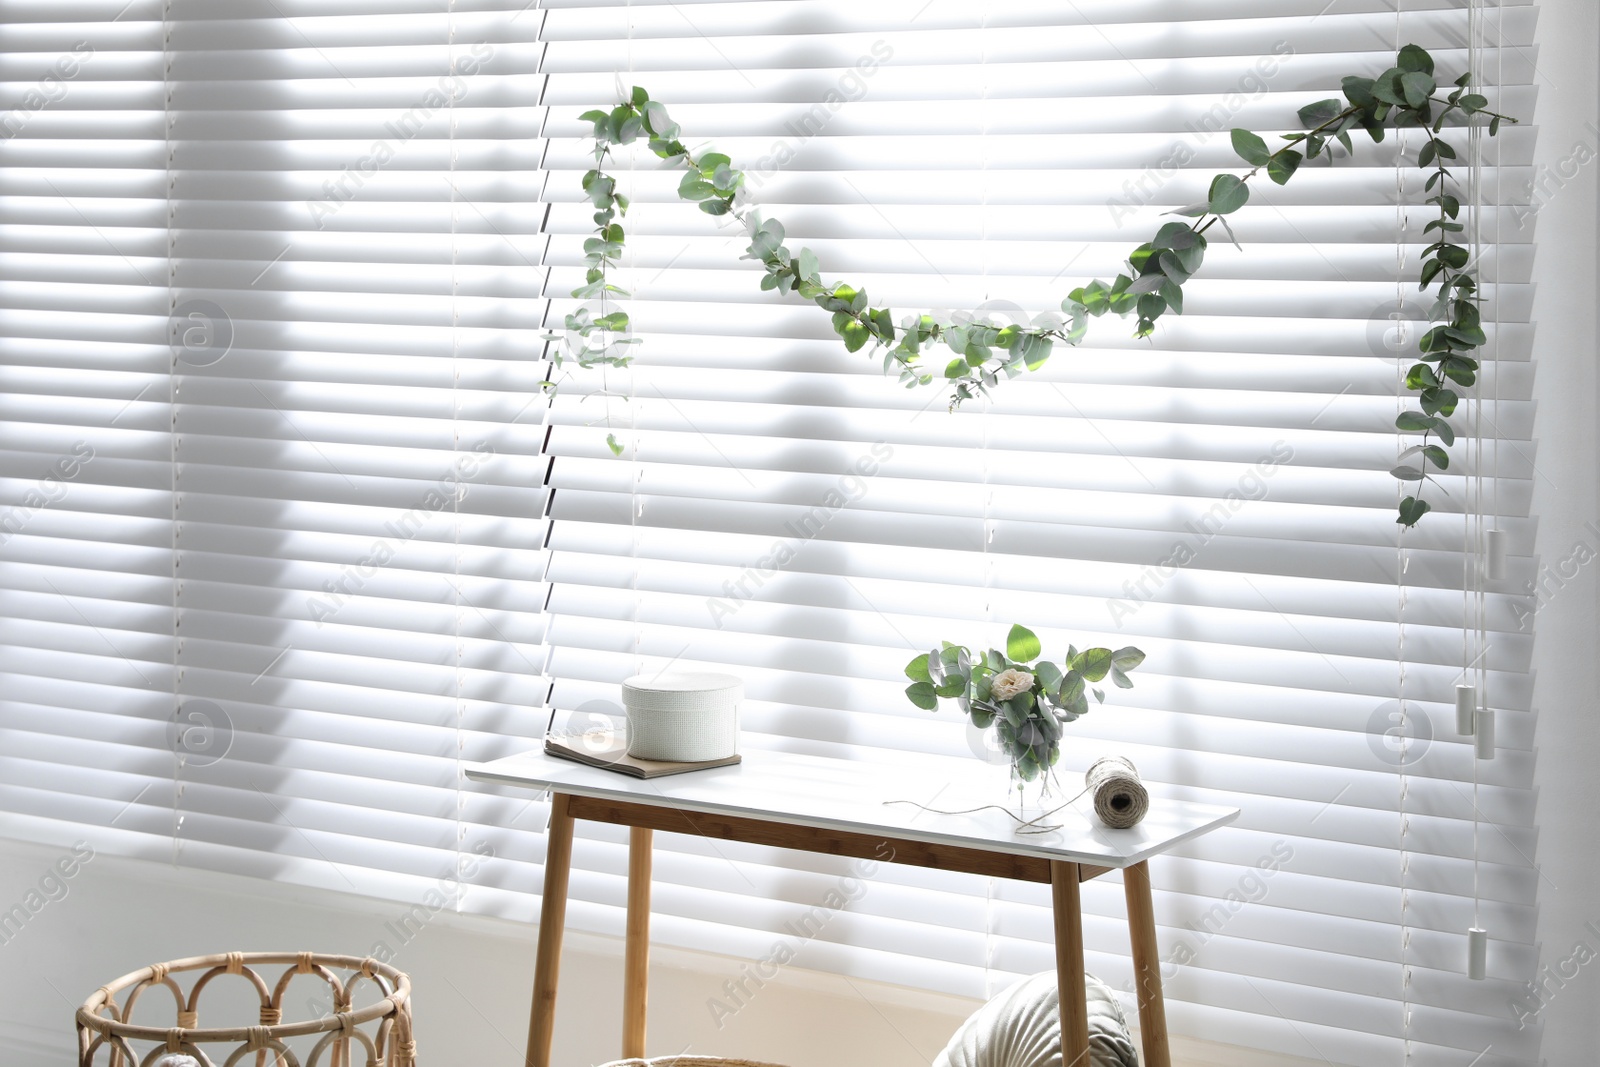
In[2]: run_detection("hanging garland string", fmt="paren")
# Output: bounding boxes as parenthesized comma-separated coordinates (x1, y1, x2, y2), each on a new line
(549, 44, 1514, 527)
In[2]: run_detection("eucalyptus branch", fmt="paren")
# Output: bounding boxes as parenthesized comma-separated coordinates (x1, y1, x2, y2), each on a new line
(551, 44, 1514, 524)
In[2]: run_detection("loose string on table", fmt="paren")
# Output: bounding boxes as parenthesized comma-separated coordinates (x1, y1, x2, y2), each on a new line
(884, 756, 1151, 836)
(883, 784, 1091, 835)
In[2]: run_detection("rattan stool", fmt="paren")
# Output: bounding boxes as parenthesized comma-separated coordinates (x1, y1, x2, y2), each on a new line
(75, 951, 416, 1067)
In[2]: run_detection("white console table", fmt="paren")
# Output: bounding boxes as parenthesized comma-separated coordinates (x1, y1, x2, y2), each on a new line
(466, 747, 1238, 1067)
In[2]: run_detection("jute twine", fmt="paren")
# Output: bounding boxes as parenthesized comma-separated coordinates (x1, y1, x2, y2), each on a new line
(1085, 754, 1149, 829)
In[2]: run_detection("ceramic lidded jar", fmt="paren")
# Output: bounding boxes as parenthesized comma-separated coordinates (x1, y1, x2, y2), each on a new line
(621, 671, 743, 761)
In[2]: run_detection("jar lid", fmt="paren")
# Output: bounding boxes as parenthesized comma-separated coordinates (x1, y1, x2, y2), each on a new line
(622, 671, 743, 700)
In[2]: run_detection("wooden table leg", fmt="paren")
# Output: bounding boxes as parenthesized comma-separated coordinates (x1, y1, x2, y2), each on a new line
(1050, 860, 1092, 1067)
(622, 826, 652, 1059)
(527, 792, 576, 1067)
(1124, 860, 1171, 1067)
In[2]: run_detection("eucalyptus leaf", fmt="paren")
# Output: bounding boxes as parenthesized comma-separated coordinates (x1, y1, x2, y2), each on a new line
(1207, 174, 1250, 215)
(1268, 150, 1303, 186)
(1398, 495, 1433, 526)
(1074, 647, 1112, 683)
(1006, 624, 1042, 663)
(1231, 128, 1271, 166)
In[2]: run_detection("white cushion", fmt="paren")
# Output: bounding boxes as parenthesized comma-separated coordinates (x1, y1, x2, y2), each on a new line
(932, 972, 1139, 1067)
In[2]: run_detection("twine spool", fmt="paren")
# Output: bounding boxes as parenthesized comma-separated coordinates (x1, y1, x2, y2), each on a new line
(1085, 755, 1149, 829)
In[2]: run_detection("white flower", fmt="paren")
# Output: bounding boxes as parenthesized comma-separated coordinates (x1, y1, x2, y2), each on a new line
(990, 668, 1035, 702)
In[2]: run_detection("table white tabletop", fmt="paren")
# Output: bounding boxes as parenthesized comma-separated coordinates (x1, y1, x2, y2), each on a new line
(466, 743, 1238, 869)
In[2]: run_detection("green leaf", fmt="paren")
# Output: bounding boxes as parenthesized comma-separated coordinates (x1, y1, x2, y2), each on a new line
(797, 247, 819, 283)
(1459, 93, 1488, 113)
(699, 199, 731, 216)
(606, 433, 624, 456)
(1398, 495, 1432, 526)
(1213, 213, 1242, 251)
(678, 174, 715, 200)
(1396, 411, 1434, 432)
(1022, 335, 1053, 372)
(1034, 660, 1063, 694)
(905, 681, 938, 711)
(944, 357, 967, 379)
(1161, 279, 1184, 315)
(935, 678, 967, 699)
(1175, 234, 1207, 274)
(1391, 465, 1426, 481)
(1440, 357, 1478, 386)
(1400, 71, 1436, 108)
(905, 654, 932, 683)
(1073, 647, 1112, 683)
(1111, 646, 1145, 670)
(1006, 624, 1042, 664)
(1371, 69, 1409, 108)
(1297, 99, 1344, 129)
(642, 100, 677, 138)
(1137, 292, 1167, 321)
(1268, 150, 1303, 185)
(1405, 364, 1440, 390)
(1152, 222, 1198, 250)
(1111, 667, 1134, 690)
(631, 85, 650, 107)
(1430, 417, 1456, 446)
(1207, 173, 1250, 215)
(841, 320, 870, 353)
(1397, 44, 1435, 76)
(698, 152, 731, 172)
(1342, 77, 1377, 109)
(1422, 444, 1450, 469)
(1148, 251, 1183, 284)
(1059, 671, 1085, 707)
(1231, 128, 1271, 166)
(1420, 387, 1458, 417)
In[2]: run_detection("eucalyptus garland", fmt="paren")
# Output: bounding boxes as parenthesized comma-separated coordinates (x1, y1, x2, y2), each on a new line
(549, 44, 1514, 527)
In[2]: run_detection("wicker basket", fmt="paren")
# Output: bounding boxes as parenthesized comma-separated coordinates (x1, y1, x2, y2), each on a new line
(75, 951, 415, 1067)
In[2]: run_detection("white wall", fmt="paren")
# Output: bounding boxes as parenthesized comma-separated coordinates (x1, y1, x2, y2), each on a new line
(0, 835, 967, 1067)
(0, 836, 1316, 1067)
(1524, 1, 1600, 1064)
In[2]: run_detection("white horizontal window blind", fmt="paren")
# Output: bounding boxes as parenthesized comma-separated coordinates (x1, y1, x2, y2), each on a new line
(531, 2, 1543, 1066)
(0, 1, 1544, 1066)
(0, 5, 177, 857)
(0, 1, 556, 916)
